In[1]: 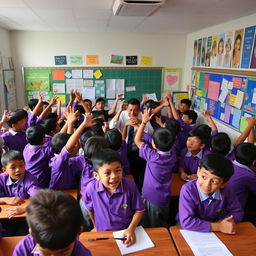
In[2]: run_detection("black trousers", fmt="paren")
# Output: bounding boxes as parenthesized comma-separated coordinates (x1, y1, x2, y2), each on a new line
(127, 150, 146, 193)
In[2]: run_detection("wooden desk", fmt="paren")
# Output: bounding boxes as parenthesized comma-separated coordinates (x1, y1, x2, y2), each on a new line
(80, 227, 178, 256)
(62, 189, 78, 199)
(0, 200, 28, 220)
(171, 173, 186, 196)
(0, 236, 23, 256)
(170, 222, 256, 256)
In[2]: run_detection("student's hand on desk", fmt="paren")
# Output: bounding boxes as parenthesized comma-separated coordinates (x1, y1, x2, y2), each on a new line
(4, 197, 24, 206)
(122, 228, 136, 247)
(180, 171, 189, 181)
(219, 215, 236, 234)
(6, 206, 25, 219)
(90, 227, 97, 232)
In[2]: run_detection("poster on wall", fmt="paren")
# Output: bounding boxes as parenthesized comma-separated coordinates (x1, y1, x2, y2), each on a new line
(241, 26, 256, 68)
(163, 68, 181, 93)
(205, 36, 212, 67)
(196, 39, 202, 66)
(192, 40, 197, 66)
(24, 70, 51, 91)
(231, 29, 244, 68)
(210, 35, 218, 67)
(200, 37, 207, 66)
(250, 32, 256, 68)
(222, 31, 234, 68)
(216, 33, 225, 67)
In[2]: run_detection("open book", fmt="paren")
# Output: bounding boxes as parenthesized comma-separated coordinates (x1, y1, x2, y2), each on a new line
(113, 226, 155, 255)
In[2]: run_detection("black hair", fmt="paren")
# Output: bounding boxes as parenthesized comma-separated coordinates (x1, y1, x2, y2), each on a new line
(6, 109, 28, 128)
(28, 99, 39, 111)
(180, 99, 192, 108)
(42, 101, 49, 106)
(105, 128, 122, 151)
(80, 129, 97, 149)
(51, 133, 71, 154)
(200, 153, 234, 182)
(127, 98, 140, 107)
(149, 101, 160, 109)
(1, 150, 24, 168)
(91, 148, 122, 172)
(183, 110, 198, 124)
(42, 118, 58, 135)
(211, 133, 231, 156)
(235, 143, 256, 166)
(74, 104, 85, 115)
(26, 189, 83, 250)
(45, 112, 58, 120)
(84, 99, 92, 104)
(144, 99, 154, 107)
(195, 124, 211, 143)
(165, 118, 181, 136)
(153, 128, 175, 152)
(26, 125, 45, 145)
(83, 136, 109, 164)
(95, 98, 105, 103)
(188, 129, 206, 144)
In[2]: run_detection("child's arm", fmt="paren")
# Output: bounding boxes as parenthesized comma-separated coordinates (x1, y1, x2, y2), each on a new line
(235, 117, 256, 145)
(151, 96, 169, 115)
(88, 211, 97, 231)
(121, 211, 144, 247)
(112, 100, 126, 125)
(56, 98, 61, 120)
(0, 110, 11, 130)
(167, 94, 179, 120)
(39, 96, 58, 120)
(134, 108, 152, 149)
(202, 110, 217, 132)
(0, 197, 24, 205)
(210, 216, 236, 234)
(6, 202, 28, 219)
(108, 94, 124, 116)
(65, 113, 94, 153)
(31, 92, 43, 116)
(67, 90, 76, 109)
(74, 91, 92, 113)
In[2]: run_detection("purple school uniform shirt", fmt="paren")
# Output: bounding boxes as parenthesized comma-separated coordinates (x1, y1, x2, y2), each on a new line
(0, 172, 39, 198)
(83, 177, 144, 231)
(13, 234, 92, 256)
(228, 160, 256, 209)
(139, 143, 176, 206)
(179, 148, 211, 174)
(23, 142, 54, 188)
(118, 141, 130, 175)
(1, 129, 27, 152)
(179, 179, 244, 232)
(49, 147, 82, 190)
(26, 112, 42, 128)
(150, 115, 168, 130)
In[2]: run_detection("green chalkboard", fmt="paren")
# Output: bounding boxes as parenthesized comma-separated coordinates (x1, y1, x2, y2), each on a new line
(23, 67, 163, 104)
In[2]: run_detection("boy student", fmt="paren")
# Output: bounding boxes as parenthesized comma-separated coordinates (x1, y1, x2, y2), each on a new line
(177, 99, 191, 117)
(0, 150, 39, 218)
(83, 148, 144, 247)
(109, 98, 154, 191)
(13, 189, 91, 256)
(134, 108, 176, 228)
(49, 110, 95, 190)
(23, 125, 54, 188)
(179, 129, 211, 181)
(179, 153, 244, 233)
(42, 118, 60, 143)
(228, 143, 256, 209)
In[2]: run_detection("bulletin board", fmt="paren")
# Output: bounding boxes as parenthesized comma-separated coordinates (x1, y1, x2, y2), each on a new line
(191, 67, 256, 132)
(23, 67, 162, 105)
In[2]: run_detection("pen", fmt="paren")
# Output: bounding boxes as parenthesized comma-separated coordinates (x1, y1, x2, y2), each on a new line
(88, 237, 127, 241)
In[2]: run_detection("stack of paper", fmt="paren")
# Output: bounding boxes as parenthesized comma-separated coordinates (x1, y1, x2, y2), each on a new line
(113, 226, 155, 255)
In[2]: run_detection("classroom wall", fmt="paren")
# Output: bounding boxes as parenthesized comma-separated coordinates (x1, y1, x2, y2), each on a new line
(10, 31, 187, 108)
(0, 27, 12, 114)
(183, 13, 256, 142)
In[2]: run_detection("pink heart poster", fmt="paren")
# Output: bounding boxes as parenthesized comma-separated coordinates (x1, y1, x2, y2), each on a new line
(163, 68, 181, 92)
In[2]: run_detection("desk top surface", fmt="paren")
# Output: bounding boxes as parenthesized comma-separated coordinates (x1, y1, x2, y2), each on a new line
(170, 222, 256, 256)
(171, 173, 186, 196)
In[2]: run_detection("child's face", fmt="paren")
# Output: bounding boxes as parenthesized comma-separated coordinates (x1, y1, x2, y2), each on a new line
(84, 101, 92, 111)
(36, 241, 75, 256)
(226, 43, 231, 53)
(182, 114, 192, 124)
(234, 38, 241, 52)
(179, 103, 189, 113)
(94, 161, 123, 194)
(186, 136, 204, 153)
(3, 160, 25, 181)
(218, 41, 224, 54)
(197, 167, 226, 195)
(95, 101, 105, 111)
(12, 117, 27, 131)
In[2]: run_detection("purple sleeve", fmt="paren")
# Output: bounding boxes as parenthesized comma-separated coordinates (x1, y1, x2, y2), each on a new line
(211, 130, 218, 136)
(177, 118, 193, 134)
(140, 103, 144, 113)
(142, 132, 152, 145)
(83, 182, 94, 212)
(26, 175, 40, 197)
(13, 235, 35, 256)
(179, 184, 211, 232)
(139, 143, 157, 161)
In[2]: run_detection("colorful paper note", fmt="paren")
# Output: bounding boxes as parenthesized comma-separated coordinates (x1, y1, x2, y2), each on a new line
(232, 108, 242, 128)
(53, 83, 65, 94)
(86, 55, 99, 65)
(72, 70, 83, 79)
(224, 105, 232, 123)
(234, 90, 244, 109)
(229, 94, 237, 106)
(56, 94, 66, 104)
(140, 56, 152, 66)
(208, 81, 220, 101)
(111, 54, 123, 64)
(83, 80, 93, 87)
(232, 77, 242, 88)
(94, 70, 103, 79)
(70, 55, 83, 65)
(83, 70, 93, 79)
(54, 56, 67, 65)
(52, 70, 65, 80)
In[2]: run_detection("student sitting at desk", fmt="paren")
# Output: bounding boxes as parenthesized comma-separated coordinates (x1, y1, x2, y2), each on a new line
(13, 189, 91, 256)
(179, 154, 244, 234)
(0, 151, 39, 218)
(83, 148, 144, 247)
(134, 108, 176, 228)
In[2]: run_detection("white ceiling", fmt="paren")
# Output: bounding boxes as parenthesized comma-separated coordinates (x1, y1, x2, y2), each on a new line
(0, 0, 256, 34)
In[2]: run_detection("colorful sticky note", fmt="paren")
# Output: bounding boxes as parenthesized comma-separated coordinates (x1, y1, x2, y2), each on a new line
(94, 70, 103, 79)
(56, 94, 66, 104)
(196, 89, 202, 97)
(140, 56, 152, 66)
(232, 77, 242, 88)
(229, 94, 237, 106)
(86, 55, 99, 65)
(207, 81, 220, 101)
(52, 70, 65, 81)
(70, 55, 83, 65)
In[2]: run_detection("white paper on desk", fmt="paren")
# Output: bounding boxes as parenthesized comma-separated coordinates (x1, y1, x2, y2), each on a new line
(180, 230, 233, 256)
(83, 87, 95, 101)
(146, 93, 158, 101)
(113, 226, 155, 255)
